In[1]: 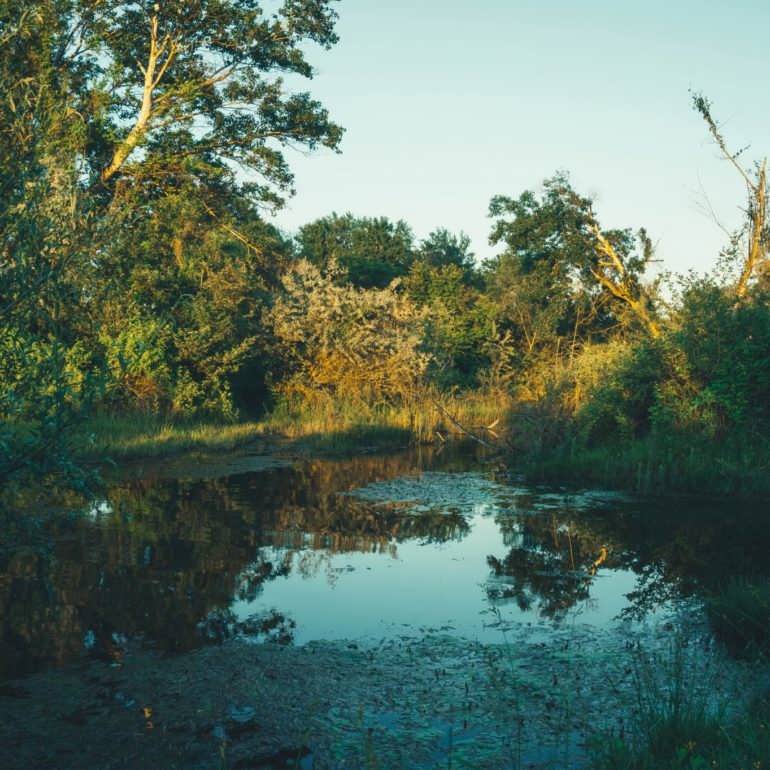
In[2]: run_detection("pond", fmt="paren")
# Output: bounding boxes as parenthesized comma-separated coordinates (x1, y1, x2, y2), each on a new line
(3, 444, 768, 677)
(1, 444, 768, 768)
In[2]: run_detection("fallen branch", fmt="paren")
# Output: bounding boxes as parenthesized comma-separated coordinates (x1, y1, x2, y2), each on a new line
(430, 399, 496, 449)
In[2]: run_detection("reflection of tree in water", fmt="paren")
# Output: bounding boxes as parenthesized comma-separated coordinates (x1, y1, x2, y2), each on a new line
(5, 446, 770, 678)
(485, 493, 770, 622)
(602, 498, 770, 619)
(487, 507, 621, 621)
(260, 503, 470, 585)
(0, 480, 287, 677)
(264, 500, 469, 553)
(0, 449, 472, 677)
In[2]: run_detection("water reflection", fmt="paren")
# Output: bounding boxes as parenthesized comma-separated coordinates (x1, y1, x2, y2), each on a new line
(487, 513, 613, 620)
(1, 446, 769, 679)
(0, 449, 477, 677)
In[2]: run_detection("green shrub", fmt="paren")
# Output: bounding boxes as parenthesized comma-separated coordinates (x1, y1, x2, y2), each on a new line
(99, 315, 173, 412)
(0, 330, 98, 481)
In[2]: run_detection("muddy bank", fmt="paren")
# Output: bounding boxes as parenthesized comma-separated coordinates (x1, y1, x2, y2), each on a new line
(0, 620, 758, 770)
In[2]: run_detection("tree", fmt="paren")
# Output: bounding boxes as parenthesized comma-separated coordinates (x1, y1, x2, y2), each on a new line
(0, 0, 345, 477)
(692, 92, 768, 299)
(0, 2, 98, 482)
(588, 225, 660, 338)
(416, 229, 475, 276)
(296, 213, 415, 288)
(40, 0, 344, 205)
(487, 173, 659, 358)
(404, 262, 494, 387)
(4, 0, 343, 331)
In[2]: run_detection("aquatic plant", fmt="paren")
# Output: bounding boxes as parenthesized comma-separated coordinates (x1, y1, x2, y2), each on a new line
(589, 636, 770, 769)
(706, 578, 770, 660)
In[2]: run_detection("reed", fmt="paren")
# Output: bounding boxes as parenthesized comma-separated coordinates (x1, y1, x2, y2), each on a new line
(524, 433, 770, 498)
(590, 638, 770, 769)
(76, 389, 510, 461)
(261, 388, 508, 446)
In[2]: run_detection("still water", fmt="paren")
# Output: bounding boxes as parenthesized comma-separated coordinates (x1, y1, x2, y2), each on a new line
(2, 445, 768, 679)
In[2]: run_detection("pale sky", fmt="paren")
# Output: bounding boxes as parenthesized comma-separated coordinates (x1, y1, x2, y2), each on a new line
(271, 0, 770, 272)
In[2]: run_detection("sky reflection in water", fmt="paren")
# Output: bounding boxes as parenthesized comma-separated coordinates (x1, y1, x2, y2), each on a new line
(2, 445, 768, 677)
(240, 470, 643, 643)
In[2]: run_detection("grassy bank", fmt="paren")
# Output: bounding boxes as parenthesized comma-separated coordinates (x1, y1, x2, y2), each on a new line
(75, 414, 270, 461)
(78, 397, 770, 500)
(76, 391, 510, 462)
(261, 390, 507, 445)
(523, 433, 770, 498)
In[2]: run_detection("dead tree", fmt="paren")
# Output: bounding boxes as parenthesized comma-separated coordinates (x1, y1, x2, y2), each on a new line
(693, 92, 768, 299)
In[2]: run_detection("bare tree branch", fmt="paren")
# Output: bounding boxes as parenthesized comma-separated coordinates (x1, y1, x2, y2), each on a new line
(589, 225, 661, 338)
(692, 92, 769, 298)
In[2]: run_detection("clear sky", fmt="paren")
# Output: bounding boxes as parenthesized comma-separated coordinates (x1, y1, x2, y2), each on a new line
(272, 0, 770, 272)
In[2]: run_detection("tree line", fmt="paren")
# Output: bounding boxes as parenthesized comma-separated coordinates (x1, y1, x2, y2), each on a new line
(2, 2, 769, 490)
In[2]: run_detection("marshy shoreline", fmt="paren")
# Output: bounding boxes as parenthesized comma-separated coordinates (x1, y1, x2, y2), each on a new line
(2, 616, 759, 770)
(3, 445, 770, 769)
(74, 405, 770, 504)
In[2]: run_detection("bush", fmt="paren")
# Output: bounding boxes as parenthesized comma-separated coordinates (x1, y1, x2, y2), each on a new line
(268, 260, 430, 406)
(99, 315, 173, 412)
(404, 262, 496, 388)
(652, 280, 770, 438)
(0, 330, 97, 481)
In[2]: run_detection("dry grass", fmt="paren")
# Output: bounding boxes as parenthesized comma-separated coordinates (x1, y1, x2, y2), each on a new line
(261, 389, 510, 445)
(76, 414, 269, 461)
(77, 390, 511, 462)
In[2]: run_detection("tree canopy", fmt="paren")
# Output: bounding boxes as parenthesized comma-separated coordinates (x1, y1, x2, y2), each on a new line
(296, 213, 416, 288)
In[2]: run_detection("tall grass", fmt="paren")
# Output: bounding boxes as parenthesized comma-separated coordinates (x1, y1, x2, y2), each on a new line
(76, 389, 510, 461)
(76, 413, 269, 460)
(593, 692, 770, 769)
(261, 389, 509, 447)
(524, 433, 770, 498)
(599, 640, 718, 768)
(706, 578, 770, 660)
(590, 638, 770, 769)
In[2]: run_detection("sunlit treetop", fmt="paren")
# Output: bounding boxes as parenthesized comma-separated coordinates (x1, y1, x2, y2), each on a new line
(11, 0, 343, 209)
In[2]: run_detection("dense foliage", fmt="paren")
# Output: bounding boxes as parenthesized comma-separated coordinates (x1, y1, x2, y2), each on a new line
(2, 3, 769, 496)
(1, 0, 341, 479)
